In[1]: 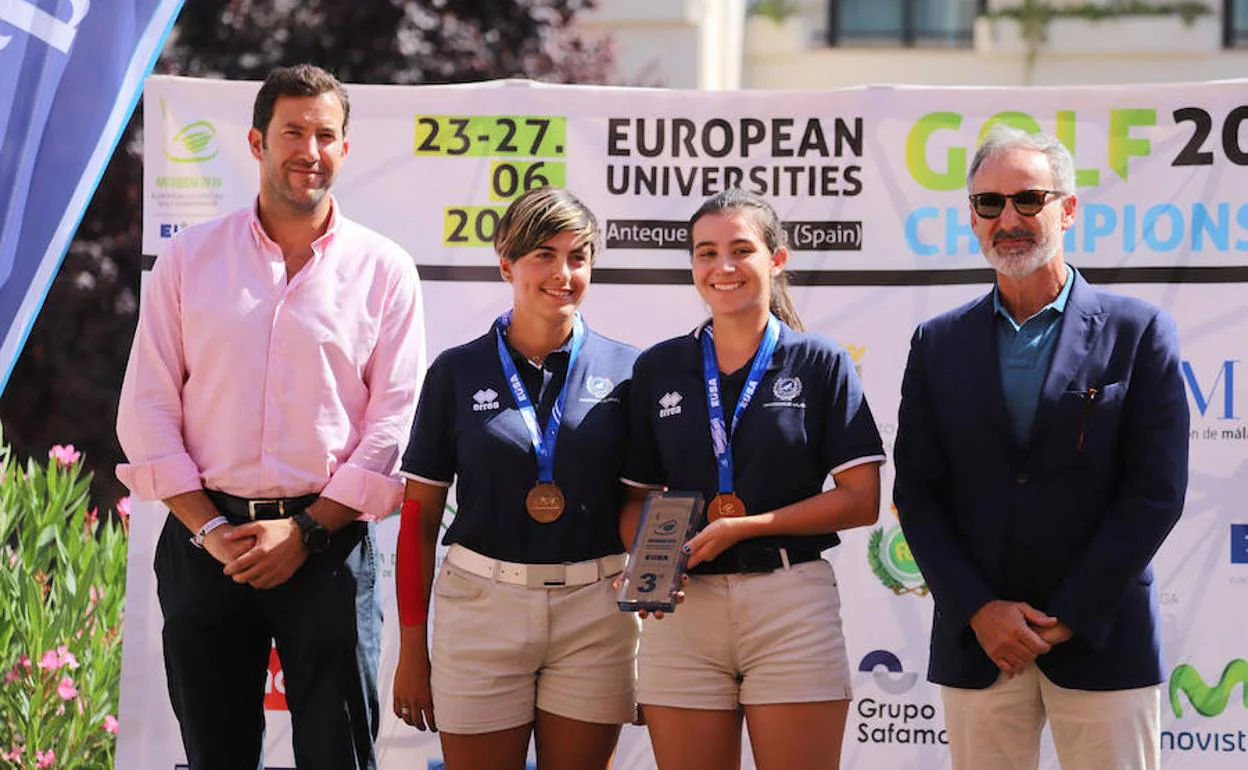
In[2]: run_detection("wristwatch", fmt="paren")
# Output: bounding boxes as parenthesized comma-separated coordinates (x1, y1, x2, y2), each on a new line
(293, 512, 331, 553)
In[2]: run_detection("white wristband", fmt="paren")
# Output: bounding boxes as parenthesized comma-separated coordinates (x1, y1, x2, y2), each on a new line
(190, 515, 229, 549)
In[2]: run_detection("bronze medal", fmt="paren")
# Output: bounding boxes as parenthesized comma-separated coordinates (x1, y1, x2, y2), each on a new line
(706, 492, 746, 522)
(525, 482, 565, 523)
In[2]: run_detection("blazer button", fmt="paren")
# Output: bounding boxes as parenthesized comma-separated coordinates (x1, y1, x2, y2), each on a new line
(1015, 472, 1029, 485)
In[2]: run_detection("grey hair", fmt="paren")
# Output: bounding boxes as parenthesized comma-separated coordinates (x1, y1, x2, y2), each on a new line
(966, 124, 1076, 195)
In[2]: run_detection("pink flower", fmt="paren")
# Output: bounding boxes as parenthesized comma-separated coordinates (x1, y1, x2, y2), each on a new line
(84, 507, 99, 529)
(3, 665, 19, 683)
(48, 444, 80, 467)
(36, 748, 55, 767)
(57, 676, 78, 701)
(116, 495, 132, 519)
(18, 655, 30, 670)
(2, 745, 24, 761)
(102, 715, 118, 734)
(37, 646, 78, 672)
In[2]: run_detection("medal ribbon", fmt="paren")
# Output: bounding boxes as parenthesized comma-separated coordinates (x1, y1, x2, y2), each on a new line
(700, 314, 780, 495)
(495, 311, 585, 484)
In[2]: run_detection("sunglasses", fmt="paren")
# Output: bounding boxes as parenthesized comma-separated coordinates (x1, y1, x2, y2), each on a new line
(969, 189, 1064, 219)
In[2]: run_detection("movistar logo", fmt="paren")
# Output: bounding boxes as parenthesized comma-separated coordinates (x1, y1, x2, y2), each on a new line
(1170, 660, 1248, 718)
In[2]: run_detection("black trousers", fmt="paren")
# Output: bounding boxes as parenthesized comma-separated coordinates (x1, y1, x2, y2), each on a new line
(155, 515, 381, 770)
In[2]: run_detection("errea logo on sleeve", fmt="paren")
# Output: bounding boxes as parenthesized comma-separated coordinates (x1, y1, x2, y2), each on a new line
(472, 388, 500, 412)
(658, 392, 683, 418)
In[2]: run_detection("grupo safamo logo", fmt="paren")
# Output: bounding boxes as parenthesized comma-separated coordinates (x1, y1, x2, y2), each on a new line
(1169, 659, 1248, 718)
(868, 505, 929, 596)
(162, 98, 219, 163)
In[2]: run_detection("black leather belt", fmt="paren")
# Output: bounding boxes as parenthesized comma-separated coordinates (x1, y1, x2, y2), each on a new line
(205, 489, 319, 522)
(692, 544, 824, 575)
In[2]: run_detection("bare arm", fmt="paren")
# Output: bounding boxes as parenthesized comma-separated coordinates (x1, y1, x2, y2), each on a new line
(685, 461, 881, 569)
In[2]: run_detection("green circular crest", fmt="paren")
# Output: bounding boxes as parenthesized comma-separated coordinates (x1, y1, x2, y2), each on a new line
(867, 525, 928, 595)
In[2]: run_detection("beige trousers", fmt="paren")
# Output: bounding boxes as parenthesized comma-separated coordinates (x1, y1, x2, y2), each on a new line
(941, 666, 1160, 770)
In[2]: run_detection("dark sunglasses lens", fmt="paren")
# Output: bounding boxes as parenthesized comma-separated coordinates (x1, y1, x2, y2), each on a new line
(973, 194, 1006, 218)
(1013, 191, 1048, 215)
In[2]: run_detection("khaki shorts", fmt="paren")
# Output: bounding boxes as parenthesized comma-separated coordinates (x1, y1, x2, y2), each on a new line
(430, 559, 640, 734)
(637, 558, 852, 710)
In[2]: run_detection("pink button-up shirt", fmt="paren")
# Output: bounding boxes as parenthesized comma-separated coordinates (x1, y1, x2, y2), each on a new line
(116, 201, 425, 518)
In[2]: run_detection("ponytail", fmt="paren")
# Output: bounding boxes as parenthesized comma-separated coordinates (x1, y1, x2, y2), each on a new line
(770, 271, 804, 331)
(691, 188, 804, 331)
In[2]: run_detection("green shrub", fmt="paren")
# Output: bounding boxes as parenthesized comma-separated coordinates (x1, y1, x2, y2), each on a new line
(1, 443, 128, 769)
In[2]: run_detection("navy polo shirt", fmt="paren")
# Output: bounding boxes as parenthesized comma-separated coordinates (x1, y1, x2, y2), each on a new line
(623, 322, 885, 564)
(401, 318, 638, 564)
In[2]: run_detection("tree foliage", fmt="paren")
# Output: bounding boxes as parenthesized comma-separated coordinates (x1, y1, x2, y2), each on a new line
(0, 0, 615, 508)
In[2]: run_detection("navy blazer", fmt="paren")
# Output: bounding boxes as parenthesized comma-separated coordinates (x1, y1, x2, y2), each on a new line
(893, 270, 1189, 691)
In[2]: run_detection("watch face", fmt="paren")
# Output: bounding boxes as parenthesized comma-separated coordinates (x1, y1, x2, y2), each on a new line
(298, 514, 331, 552)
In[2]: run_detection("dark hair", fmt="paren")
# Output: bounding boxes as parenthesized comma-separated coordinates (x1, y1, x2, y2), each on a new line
(688, 188, 804, 331)
(252, 64, 350, 136)
(494, 187, 601, 264)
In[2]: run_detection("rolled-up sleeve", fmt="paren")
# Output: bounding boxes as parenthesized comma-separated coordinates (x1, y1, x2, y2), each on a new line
(116, 239, 203, 501)
(320, 259, 426, 518)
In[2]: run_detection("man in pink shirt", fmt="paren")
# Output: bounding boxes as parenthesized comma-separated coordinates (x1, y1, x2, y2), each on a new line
(116, 64, 424, 770)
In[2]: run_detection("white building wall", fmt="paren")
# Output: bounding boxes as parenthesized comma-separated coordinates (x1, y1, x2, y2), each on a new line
(587, 0, 1248, 90)
(580, 0, 746, 89)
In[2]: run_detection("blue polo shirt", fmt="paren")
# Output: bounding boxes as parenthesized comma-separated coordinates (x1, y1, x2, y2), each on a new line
(623, 322, 885, 563)
(401, 318, 638, 564)
(994, 267, 1074, 445)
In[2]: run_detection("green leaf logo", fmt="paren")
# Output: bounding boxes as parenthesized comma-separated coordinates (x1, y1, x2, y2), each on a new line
(1170, 660, 1248, 718)
(166, 120, 219, 163)
(868, 521, 929, 597)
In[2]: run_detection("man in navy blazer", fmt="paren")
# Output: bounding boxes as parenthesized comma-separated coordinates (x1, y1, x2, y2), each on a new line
(894, 125, 1188, 770)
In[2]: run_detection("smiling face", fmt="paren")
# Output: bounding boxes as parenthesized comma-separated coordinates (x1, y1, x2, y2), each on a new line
(690, 209, 787, 322)
(970, 146, 1076, 280)
(501, 230, 591, 324)
(248, 92, 348, 218)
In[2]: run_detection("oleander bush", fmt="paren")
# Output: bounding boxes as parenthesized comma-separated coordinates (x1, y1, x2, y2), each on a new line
(0, 442, 129, 769)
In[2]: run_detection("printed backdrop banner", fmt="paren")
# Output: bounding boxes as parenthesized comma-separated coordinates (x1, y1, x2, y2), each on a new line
(0, 0, 183, 392)
(121, 75, 1248, 769)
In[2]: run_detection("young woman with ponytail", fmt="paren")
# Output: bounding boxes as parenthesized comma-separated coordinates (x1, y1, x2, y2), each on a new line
(620, 189, 886, 770)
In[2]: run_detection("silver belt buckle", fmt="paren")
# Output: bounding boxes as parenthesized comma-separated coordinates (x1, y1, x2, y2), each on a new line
(531, 564, 567, 587)
(247, 498, 285, 520)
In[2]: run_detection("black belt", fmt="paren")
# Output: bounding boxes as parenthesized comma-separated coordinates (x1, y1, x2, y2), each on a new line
(691, 544, 824, 575)
(205, 489, 320, 522)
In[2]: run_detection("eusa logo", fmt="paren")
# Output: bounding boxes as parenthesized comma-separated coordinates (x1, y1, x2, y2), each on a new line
(652, 517, 680, 536)
(902, 107, 1248, 257)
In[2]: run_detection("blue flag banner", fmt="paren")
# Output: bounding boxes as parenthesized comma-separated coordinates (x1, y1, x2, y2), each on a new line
(0, 0, 184, 392)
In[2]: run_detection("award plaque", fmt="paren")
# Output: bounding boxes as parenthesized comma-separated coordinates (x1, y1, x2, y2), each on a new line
(617, 491, 703, 613)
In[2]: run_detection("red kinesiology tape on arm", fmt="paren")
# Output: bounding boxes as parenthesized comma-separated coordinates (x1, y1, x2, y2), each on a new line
(396, 498, 426, 626)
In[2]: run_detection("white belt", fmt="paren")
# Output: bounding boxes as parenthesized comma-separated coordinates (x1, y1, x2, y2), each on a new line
(446, 544, 626, 589)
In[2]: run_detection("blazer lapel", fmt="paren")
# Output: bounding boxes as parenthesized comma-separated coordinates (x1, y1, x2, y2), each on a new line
(1033, 272, 1107, 437)
(963, 294, 1020, 457)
